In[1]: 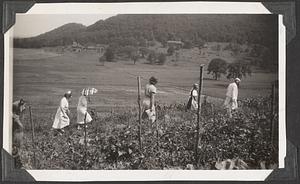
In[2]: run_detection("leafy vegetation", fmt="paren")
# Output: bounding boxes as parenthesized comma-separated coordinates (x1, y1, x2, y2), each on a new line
(104, 46, 115, 62)
(167, 46, 175, 56)
(207, 58, 228, 80)
(18, 96, 278, 170)
(227, 60, 252, 79)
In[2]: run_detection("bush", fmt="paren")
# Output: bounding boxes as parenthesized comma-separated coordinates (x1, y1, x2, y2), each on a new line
(167, 46, 175, 56)
(207, 58, 227, 80)
(147, 51, 156, 64)
(157, 53, 167, 65)
(227, 60, 252, 79)
(146, 51, 167, 65)
(131, 53, 139, 65)
(139, 47, 150, 58)
(119, 46, 136, 58)
(104, 47, 115, 62)
(182, 40, 193, 49)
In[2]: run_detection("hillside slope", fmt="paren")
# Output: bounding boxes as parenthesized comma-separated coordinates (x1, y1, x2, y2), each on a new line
(14, 14, 277, 49)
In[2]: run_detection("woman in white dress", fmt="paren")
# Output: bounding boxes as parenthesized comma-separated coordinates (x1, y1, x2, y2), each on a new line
(77, 88, 93, 130)
(52, 91, 72, 134)
(142, 76, 158, 123)
(186, 83, 199, 111)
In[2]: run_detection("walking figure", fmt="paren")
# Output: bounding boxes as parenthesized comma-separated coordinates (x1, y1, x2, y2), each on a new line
(186, 83, 199, 111)
(77, 88, 93, 130)
(142, 76, 158, 124)
(52, 91, 72, 134)
(224, 78, 241, 118)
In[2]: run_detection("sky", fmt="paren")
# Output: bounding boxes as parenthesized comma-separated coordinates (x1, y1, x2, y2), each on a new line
(13, 14, 115, 38)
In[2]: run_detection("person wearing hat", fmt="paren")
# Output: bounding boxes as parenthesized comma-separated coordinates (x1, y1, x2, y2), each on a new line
(142, 76, 158, 124)
(12, 99, 26, 168)
(224, 78, 241, 118)
(186, 83, 199, 111)
(76, 88, 93, 130)
(52, 91, 72, 134)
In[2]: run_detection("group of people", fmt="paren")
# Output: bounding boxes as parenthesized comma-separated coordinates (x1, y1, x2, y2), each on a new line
(13, 76, 241, 137)
(186, 77, 241, 118)
(51, 88, 94, 134)
(51, 76, 241, 134)
(11, 76, 240, 167)
(51, 77, 159, 134)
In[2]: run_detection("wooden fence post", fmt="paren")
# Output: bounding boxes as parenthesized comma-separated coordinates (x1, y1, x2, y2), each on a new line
(195, 64, 204, 165)
(29, 106, 36, 168)
(137, 76, 142, 151)
(84, 112, 88, 169)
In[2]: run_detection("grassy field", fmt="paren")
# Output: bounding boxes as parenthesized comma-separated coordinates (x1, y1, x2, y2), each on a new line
(13, 45, 278, 169)
(13, 46, 277, 112)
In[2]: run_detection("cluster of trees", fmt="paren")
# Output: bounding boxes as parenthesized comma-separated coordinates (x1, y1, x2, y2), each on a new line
(147, 51, 167, 65)
(209, 42, 277, 72)
(207, 58, 252, 80)
(103, 44, 166, 65)
(103, 44, 141, 63)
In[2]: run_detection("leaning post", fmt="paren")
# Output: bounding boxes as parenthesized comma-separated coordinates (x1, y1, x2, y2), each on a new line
(137, 76, 142, 151)
(84, 112, 88, 169)
(195, 64, 204, 165)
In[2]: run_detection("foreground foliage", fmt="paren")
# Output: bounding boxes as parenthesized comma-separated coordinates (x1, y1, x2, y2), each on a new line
(19, 97, 278, 169)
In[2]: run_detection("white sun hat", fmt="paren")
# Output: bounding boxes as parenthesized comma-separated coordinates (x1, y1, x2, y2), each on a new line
(234, 78, 241, 82)
(82, 88, 98, 96)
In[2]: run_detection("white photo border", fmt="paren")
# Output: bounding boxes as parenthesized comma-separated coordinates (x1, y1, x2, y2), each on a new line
(3, 1, 285, 181)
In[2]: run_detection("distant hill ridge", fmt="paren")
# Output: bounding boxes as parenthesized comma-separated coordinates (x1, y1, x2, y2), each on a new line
(36, 23, 86, 39)
(14, 14, 277, 48)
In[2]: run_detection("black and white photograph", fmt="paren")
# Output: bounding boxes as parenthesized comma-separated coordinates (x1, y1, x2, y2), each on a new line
(2, 1, 287, 181)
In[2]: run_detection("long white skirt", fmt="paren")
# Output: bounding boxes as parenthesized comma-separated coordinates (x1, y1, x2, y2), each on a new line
(52, 107, 70, 129)
(191, 98, 198, 111)
(142, 98, 156, 123)
(77, 107, 92, 124)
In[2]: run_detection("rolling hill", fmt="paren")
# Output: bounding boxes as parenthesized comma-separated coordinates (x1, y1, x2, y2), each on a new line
(14, 14, 278, 50)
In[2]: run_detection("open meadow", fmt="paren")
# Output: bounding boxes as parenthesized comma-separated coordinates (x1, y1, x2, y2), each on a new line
(13, 45, 277, 110)
(13, 45, 278, 170)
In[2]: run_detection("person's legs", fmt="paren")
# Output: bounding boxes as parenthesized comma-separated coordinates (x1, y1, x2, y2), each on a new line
(223, 97, 232, 118)
(227, 108, 232, 118)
